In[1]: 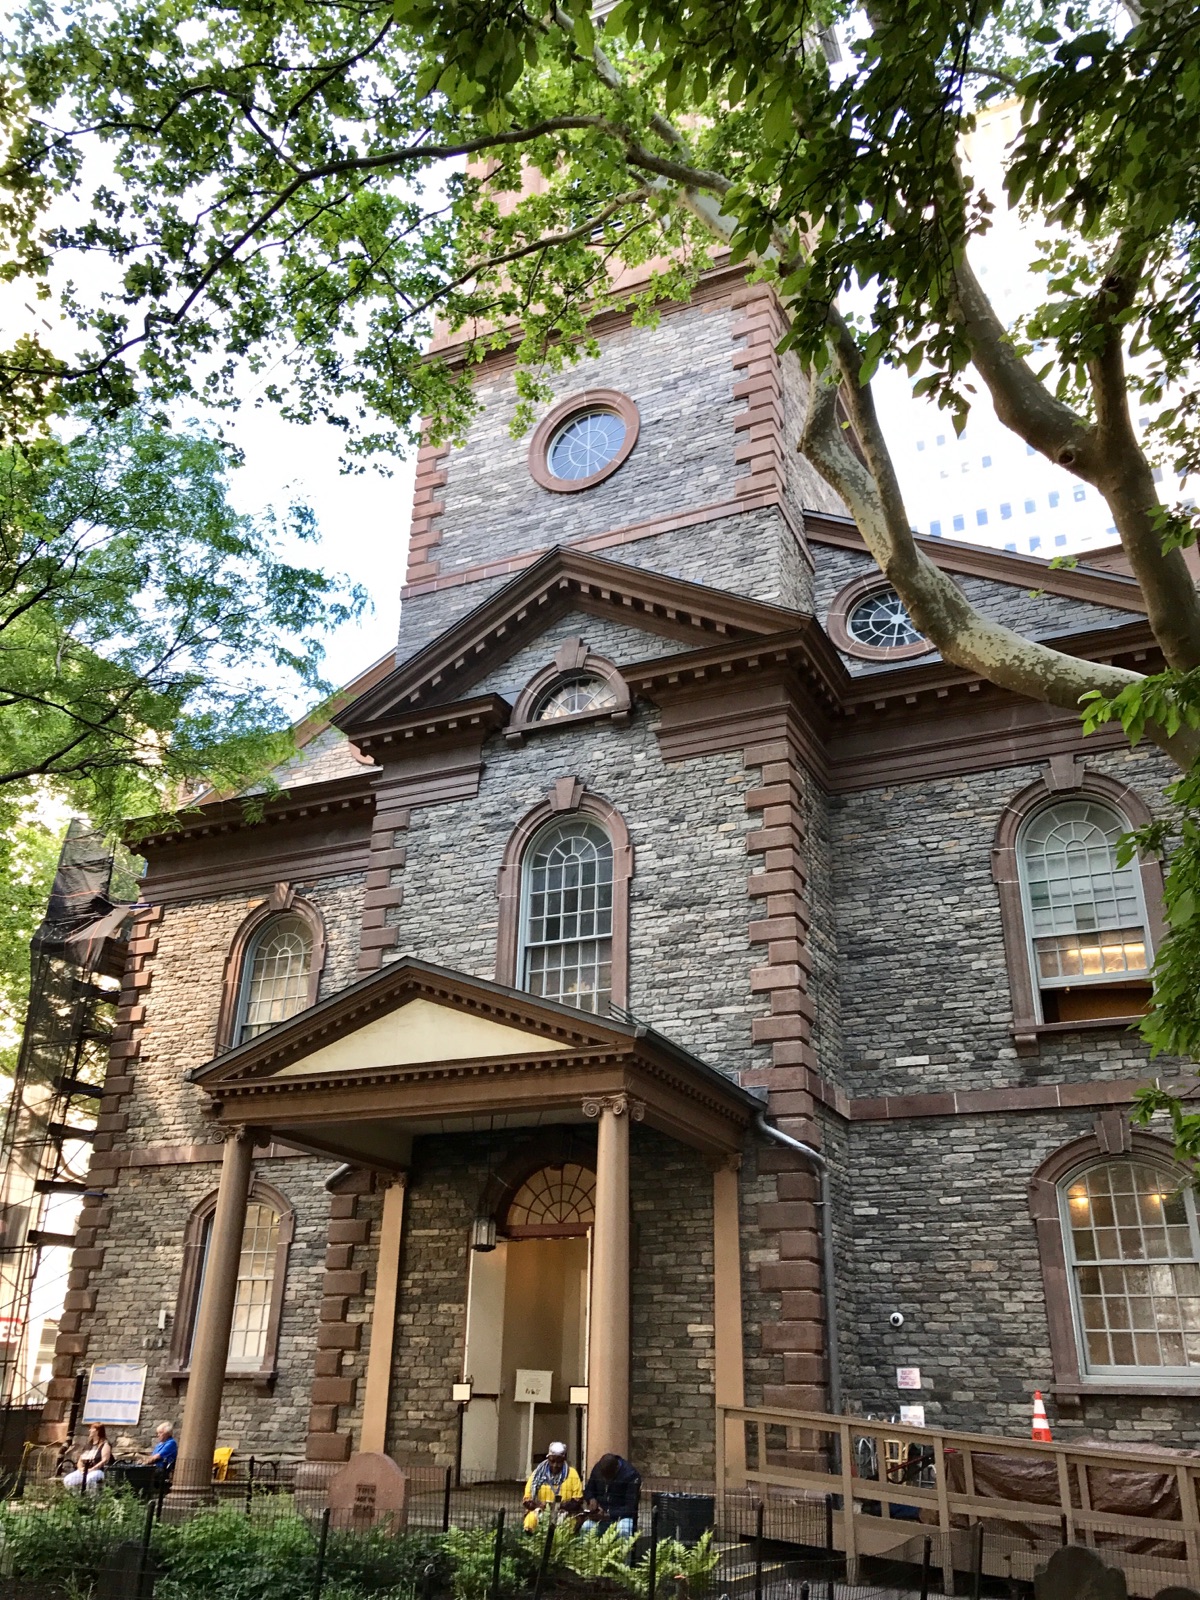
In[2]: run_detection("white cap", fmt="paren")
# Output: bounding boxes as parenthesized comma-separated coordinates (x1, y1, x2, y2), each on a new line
(548, 1442, 567, 1456)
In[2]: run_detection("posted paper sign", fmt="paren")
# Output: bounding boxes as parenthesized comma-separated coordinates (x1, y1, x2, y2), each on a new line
(83, 1361, 147, 1426)
(896, 1367, 922, 1390)
(900, 1405, 926, 1427)
(514, 1369, 552, 1404)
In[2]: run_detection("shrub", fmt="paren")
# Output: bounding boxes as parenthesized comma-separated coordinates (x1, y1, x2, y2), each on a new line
(153, 1501, 318, 1600)
(0, 1490, 151, 1593)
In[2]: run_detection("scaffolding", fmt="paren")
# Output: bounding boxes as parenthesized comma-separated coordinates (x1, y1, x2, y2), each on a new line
(0, 822, 132, 1439)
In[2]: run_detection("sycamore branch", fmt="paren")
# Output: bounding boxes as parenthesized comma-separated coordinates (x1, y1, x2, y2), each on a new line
(803, 338, 1199, 769)
(950, 245, 1200, 674)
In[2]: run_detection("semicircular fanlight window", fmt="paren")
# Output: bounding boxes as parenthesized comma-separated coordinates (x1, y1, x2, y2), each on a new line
(506, 1163, 597, 1229)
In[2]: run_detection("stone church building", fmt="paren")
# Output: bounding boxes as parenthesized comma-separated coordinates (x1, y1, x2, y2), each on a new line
(41, 264, 1200, 1485)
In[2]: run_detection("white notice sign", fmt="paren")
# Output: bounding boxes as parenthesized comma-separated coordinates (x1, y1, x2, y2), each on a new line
(896, 1367, 922, 1390)
(83, 1362, 147, 1426)
(899, 1405, 926, 1427)
(514, 1368, 552, 1404)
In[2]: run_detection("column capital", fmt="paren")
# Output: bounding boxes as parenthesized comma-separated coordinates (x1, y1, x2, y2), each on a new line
(707, 1152, 743, 1173)
(582, 1094, 645, 1121)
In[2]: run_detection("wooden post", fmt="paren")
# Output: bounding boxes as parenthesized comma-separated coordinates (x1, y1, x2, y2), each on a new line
(1054, 1448, 1076, 1545)
(933, 1432, 954, 1598)
(176, 1129, 254, 1491)
(712, 1156, 746, 1487)
(584, 1094, 638, 1460)
(838, 1419, 858, 1584)
(360, 1177, 407, 1454)
(1176, 1463, 1200, 1590)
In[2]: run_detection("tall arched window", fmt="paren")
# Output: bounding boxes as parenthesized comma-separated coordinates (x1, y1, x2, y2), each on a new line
(1016, 798, 1151, 1024)
(168, 1183, 294, 1386)
(1061, 1159, 1200, 1378)
(519, 819, 614, 1014)
(236, 912, 315, 1042)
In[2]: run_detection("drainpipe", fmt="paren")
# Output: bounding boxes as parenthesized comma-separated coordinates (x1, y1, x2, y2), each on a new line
(754, 1113, 843, 1417)
(324, 1163, 354, 1192)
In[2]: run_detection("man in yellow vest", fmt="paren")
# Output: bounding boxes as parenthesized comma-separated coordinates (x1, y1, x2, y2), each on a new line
(522, 1442, 583, 1533)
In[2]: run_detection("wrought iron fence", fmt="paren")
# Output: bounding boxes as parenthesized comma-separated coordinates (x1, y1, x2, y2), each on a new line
(3, 1468, 1188, 1600)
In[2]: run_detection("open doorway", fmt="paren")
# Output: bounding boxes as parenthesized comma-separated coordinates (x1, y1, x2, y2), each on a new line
(460, 1162, 594, 1481)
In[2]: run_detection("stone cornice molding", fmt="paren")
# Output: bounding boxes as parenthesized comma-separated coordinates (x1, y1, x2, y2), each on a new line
(336, 546, 812, 735)
(804, 510, 1148, 614)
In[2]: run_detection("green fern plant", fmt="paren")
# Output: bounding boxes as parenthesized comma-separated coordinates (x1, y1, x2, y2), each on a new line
(555, 1523, 638, 1581)
(627, 1531, 719, 1598)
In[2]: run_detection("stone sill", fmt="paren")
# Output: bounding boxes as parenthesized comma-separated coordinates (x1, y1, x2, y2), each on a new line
(1015, 1017, 1146, 1051)
(161, 1367, 276, 1394)
(1052, 1381, 1200, 1399)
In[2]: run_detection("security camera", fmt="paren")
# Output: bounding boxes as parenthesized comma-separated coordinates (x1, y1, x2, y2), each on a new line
(889, 1311, 905, 1329)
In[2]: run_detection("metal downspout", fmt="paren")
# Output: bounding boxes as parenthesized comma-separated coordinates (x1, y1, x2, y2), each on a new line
(754, 1113, 843, 1416)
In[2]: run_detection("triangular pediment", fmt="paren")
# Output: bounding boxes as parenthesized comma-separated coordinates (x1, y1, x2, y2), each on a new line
(336, 547, 809, 739)
(190, 957, 643, 1089)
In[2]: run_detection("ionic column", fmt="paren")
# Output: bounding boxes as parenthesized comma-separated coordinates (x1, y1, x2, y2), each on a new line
(584, 1094, 642, 1462)
(176, 1128, 254, 1490)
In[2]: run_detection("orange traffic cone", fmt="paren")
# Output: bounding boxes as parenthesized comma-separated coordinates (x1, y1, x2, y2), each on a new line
(1031, 1391, 1052, 1442)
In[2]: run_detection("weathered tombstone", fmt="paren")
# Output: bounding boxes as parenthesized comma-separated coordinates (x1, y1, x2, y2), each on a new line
(1035, 1547, 1128, 1600)
(94, 1542, 155, 1600)
(1154, 1589, 1200, 1600)
(326, 1451, 409, 1532)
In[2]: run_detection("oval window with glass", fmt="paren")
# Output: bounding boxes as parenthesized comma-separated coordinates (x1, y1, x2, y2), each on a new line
(846, 587, 925, 651)
(1061, 1160, 1200, 1377)
(548, 410, 627, 482)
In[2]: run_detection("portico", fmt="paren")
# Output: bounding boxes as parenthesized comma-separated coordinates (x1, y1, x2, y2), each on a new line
(175, 958, 758, 1489)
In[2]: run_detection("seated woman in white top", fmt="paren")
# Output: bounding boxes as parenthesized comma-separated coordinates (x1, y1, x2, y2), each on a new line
(64, 1424, 112, 1494)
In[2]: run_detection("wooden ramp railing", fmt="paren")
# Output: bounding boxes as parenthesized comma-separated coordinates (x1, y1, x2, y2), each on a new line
(717, 1404, 1200, 1597)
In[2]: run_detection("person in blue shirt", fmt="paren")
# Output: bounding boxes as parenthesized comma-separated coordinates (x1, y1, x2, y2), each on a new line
(141, 1421, 177, 1474)
(580, 1454, 641, 1538)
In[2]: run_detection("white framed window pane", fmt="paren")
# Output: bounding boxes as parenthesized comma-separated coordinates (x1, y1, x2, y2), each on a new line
(1019, 801, 1149, 987)
(239, 913, 314, 1041)
(520, 820, 614, 1014)
(1063, 1163, 1200, 1376)
(227, 1203, 279, 1369)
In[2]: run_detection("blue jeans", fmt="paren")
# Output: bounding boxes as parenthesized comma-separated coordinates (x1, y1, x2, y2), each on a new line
(581, 1517, 635, 1538)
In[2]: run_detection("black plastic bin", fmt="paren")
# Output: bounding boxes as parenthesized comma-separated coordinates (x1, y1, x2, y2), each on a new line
(651, 1493, 715, 1547)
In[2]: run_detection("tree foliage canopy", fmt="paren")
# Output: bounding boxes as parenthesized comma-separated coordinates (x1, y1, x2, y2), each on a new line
(0, 411, 364, 827)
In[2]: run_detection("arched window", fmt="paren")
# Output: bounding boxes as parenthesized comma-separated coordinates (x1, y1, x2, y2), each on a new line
(1016, 798, 1151, 1024)
(506, 1164, 596, 1237)
(1061, 1159, 1200, 1378)
(519, 819, 614, 1014)
(236, 912, 315, 1043)
(168, 1183, 294, 1387)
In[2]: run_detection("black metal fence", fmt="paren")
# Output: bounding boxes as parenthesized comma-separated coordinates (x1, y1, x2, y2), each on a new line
(0, 1470, 1185, 1600)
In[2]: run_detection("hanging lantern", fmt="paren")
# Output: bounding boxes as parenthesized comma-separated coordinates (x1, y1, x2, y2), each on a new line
(470, 1213, 497, 1252)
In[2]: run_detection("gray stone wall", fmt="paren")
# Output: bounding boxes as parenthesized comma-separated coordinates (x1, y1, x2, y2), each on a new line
(469, 610, 694, 703)
(125, 872, 365, 1148)
(396, 504, 812, 669)
(390, 704, 772, 1078)
(631, 1129, 715, 1479)
(75, 1154, 330, 1459)
(829, 742, 1178, 1102)
(432, 304, 742, 576)
(837, 1109, 1200, 1444)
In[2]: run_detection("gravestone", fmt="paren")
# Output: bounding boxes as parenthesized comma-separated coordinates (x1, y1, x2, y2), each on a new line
(1035, 1545, 1200, 1600)
(327, 1451, 409, 1532)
